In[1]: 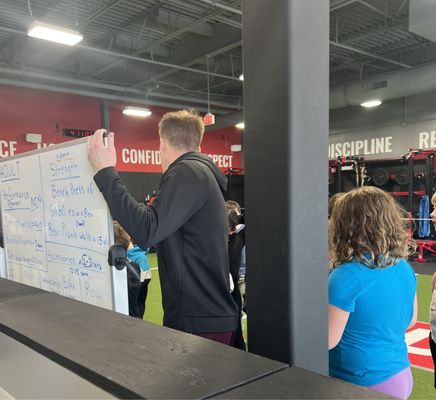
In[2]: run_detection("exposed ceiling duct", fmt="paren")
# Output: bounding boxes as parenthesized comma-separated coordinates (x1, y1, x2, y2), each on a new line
(0, 66, 240, 111)
(217, 60, 436, 127)
(330, 0, 436, 110)
(217, 60, 436, 126)
(330, 61, 436, 109)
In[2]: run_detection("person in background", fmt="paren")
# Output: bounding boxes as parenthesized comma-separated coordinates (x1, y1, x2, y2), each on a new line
(428, 193, 436, 389)
(225, 200, 241, 215)
(88, 110, 238, 345)
(328, 193, 344, 268)
(430, 270, 436, 390)
(328, 186, 417, 399)
(127, 242, 151, 319)
(227, 207, 246, 350)
(328, 192, 344, 218)
(113, 220, 142, 319)
(225, 200, 246, 312)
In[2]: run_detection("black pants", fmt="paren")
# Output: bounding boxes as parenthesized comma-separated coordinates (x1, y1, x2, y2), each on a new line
(127, 261, 143, 318)
(231, 284, 246, 350)
(430, 332, 436, 389)
(137, 278, 151, 319)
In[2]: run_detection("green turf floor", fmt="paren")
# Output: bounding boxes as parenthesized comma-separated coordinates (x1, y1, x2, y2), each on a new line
(411, 274, 434, 399)
(143, 254, 435, 398)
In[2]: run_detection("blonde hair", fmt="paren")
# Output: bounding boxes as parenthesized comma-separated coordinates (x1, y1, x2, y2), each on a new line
(225, 200, 241, 214)
(159, 109, 204, 150)
(329, 186, 415, 269)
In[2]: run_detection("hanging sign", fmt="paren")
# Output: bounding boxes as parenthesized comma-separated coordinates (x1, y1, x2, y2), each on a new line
(203, 113, 215, 126)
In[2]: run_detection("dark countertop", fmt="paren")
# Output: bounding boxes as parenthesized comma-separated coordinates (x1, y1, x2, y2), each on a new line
(0, 278, 396, 399)
(212, 367, 393, 399)
(0, 278, 286, 399)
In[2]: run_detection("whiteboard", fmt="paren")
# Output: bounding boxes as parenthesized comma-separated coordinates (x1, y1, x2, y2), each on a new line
(0, 138, 128, 313)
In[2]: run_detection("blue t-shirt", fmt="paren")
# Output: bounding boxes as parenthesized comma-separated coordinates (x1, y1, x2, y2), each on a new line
(127, 245, 150, 271)
(329, 258, 416, 386)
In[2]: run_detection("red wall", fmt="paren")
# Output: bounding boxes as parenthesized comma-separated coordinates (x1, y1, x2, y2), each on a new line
(0, 84, 100, 155)
(0, 84, 243, 173)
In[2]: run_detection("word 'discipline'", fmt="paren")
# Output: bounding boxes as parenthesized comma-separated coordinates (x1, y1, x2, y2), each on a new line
(328, 136, 393, 158)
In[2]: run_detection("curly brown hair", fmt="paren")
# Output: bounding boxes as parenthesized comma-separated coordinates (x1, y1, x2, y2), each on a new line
(329, 186, 416, 269)
(113, 220, 131, 249)
(328, 192, 345, 218)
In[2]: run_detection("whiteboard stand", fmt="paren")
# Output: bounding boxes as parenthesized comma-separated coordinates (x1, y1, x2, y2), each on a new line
(112, 266, 129, 314)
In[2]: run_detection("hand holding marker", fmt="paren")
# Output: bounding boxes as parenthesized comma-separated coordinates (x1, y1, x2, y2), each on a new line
(87, 128, 117, 173)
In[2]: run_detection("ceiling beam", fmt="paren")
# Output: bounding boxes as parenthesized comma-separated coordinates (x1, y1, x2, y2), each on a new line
(0, 26, 240, 82)
(48, 5, 168, 72)
(163, 0, 242, 29)
(0, 0, 64, 59)
(357, 0, 393, 19)
(338, 17, 408, 45)
(330, 41, 412, 68)
(111, 37, 170, 58)
(0, 67, 239, 109)
(330, 0, 359, 12)
(76, 43, 239, 80)
(0, 76, 234, 114)
(20, 0, 126, 66)
(79, 0, 125, 29)
(134, 39, 242, 87)
(213, 15, 242, 29)
(195, 0, 242, 15)
(85, 4, 239, 79)
(329, 17, 409, 75)
(156, 8, 214, 37)
(396, 0, 408, 16)
(330, 59, 388, 73)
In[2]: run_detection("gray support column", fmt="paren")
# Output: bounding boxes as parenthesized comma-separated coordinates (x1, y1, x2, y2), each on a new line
(100, 99, 110, 130)
(242, 0, 329, 374)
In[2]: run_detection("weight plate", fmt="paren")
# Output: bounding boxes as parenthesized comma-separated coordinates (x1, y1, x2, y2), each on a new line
(372, 168, 389, 186)
(395, 167, 409, 185)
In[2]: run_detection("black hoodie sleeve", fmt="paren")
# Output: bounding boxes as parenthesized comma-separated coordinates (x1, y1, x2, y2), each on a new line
(94, 164, 208, 248)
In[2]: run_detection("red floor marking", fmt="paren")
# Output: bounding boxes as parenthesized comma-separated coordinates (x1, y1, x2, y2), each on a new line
(406, 322, 434, 370)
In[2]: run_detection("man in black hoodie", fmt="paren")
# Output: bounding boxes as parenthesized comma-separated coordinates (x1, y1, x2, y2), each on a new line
(87, 110, 238, 345)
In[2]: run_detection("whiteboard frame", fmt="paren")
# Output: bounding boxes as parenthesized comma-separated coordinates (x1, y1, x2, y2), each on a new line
(0, 137, 128, 314)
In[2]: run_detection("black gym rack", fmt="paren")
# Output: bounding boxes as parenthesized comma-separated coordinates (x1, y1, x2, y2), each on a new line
(329, 149, 436, 262)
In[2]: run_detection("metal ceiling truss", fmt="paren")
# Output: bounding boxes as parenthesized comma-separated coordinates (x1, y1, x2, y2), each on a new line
(0, 0, 435, 113)
(86, 1, 240, 79)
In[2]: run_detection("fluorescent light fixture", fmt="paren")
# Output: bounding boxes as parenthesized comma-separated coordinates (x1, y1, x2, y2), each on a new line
(28, 21, 83, 46)
(235, 122, 245, 129)
(25, 133, 42, 143)
(122, 106, 152, 118)
(360, 99, 382, 108)
(238, 74, 244, 81)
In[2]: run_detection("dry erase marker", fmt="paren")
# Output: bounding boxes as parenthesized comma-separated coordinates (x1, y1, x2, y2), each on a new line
(103, 131, 108, 148)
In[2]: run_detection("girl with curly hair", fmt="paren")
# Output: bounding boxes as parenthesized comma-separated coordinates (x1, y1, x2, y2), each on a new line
(328, 186, 417, 399)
